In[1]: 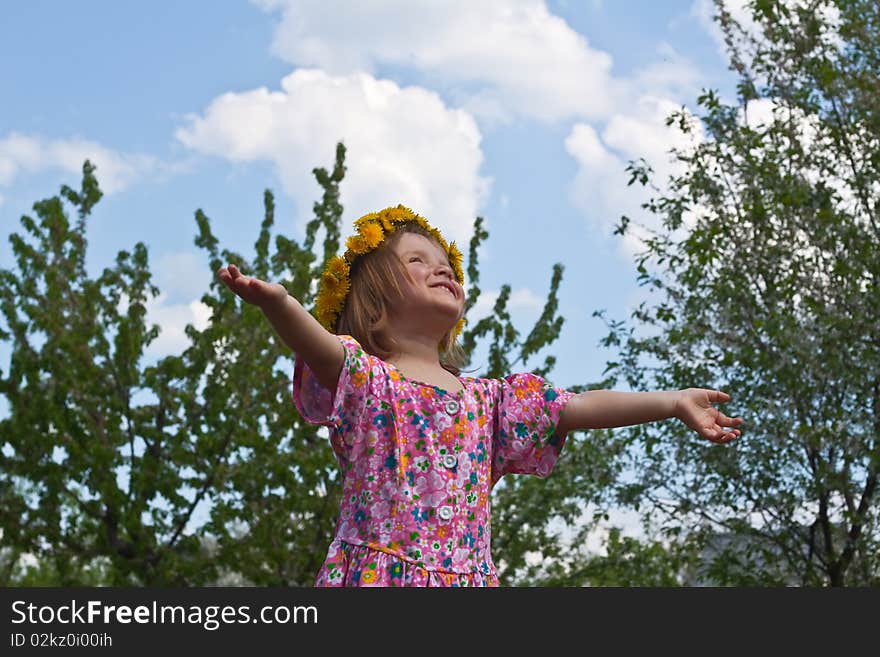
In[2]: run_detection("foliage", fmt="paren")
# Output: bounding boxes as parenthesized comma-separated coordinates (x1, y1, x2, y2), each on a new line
(602, 0, 880, 586)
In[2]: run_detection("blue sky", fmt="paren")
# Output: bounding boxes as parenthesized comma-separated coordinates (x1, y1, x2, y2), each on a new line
(1, 0, 743, 395)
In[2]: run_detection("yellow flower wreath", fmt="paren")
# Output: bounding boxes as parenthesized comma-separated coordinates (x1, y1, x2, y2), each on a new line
(314, 205, 466, 344)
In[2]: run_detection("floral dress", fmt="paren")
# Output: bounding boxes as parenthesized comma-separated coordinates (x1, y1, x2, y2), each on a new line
(292, 334, 575, 587)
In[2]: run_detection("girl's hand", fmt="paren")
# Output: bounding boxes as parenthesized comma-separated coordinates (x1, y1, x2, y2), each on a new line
(673, 388, 743, 444)
(216, 264, 288, 310)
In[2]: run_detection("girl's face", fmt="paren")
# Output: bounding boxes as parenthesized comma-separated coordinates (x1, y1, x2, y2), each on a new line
(389, 232, 464, 331)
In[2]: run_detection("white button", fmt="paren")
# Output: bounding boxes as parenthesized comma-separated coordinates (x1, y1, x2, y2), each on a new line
(438, 506, 453, 521)
(442, 454, 457, 469)
(444, 399, 460, 415)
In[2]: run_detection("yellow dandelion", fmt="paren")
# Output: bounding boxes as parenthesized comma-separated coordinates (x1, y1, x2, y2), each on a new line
(452, 263, 464, 285)
(345, 234, 368, 255)
(449, 242, 462, 265)
(331, 283, 349, 306)
(327, 256, 348, 279)
(386, 206, 410, 222)
(354, 212, 378, 228)
(317, 305, 333, 329)
(360, 222, 384, 249)
(428, 228, 446, 248)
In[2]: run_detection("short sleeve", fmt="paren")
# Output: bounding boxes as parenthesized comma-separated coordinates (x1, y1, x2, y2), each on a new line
(291, 334, 371, 432)
(491, 372, 575, 485)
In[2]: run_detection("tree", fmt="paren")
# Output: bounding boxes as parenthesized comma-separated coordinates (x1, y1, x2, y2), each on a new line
(601, 0, 880, 585)
(0, 145, 618, 585)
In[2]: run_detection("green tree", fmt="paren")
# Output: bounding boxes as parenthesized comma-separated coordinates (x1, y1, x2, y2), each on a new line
(1, 145, 621, 585)
(0, 155, 351, 585)
(601, 0, 880, 586)
(535, 527, 699, 587)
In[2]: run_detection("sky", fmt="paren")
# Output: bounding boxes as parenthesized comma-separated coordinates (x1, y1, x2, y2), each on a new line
(0, 0, 747, 401)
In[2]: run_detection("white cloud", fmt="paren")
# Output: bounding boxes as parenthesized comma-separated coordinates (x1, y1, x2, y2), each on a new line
(147, 252, 214, 357)
(154, 251, 213, 304)
(115, 289, 212, 360)
(691, 0, 760, 60)
(191, 1, 707, 269)
(243, 0, 711, 254)
(0, 132, 157, 194)
(252, 1, 709, 126)
(603, 97, 695, 172)
(565, 96, 703, 257)
(470, 286, 544, 321)
(144, 292, 212, 359)
(564, 122, 643, 255)
(176, 69, 489, 245)
(252, 0, 621, 123)
(626, 42, 703, 102)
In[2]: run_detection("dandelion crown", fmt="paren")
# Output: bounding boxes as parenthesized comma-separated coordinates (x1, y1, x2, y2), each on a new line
(314, 205, 466, 346)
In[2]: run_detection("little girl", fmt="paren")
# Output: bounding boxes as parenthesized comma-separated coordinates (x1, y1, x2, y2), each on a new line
(217, 205, 743, 587)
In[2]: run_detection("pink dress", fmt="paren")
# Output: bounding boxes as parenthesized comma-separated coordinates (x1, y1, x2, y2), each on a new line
(292, 334, 575, 587)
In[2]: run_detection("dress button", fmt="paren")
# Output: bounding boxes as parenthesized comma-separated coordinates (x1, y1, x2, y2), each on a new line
(438, 506, 453, 521)
(442, 454, 457, 469)
(444, 399, 460, 415)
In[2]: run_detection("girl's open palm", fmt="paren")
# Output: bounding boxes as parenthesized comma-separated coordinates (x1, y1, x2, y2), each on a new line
(216, 264, 288, 309)
(675, 388, 744, 444)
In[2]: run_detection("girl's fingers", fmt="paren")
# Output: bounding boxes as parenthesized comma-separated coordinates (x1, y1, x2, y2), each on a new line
(217, 265, 256, 296)
(717, 413, 743, 426)
(718, 422, 741, 433)
(709, 424, 740, 442)
(217, 269, 234, 287)
(707, 389, 731, 402)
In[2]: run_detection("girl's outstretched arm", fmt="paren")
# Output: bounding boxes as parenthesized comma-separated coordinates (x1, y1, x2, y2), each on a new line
(556, 388, 743, 444)
(216, 264, 344, 392)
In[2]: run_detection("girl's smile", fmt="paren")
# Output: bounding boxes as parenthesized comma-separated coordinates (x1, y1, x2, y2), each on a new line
(431, 280, 458, 298)
(392, 232, 464, 319)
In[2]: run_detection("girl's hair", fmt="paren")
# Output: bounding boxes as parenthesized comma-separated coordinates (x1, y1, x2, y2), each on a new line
(334, 222, 468, 376)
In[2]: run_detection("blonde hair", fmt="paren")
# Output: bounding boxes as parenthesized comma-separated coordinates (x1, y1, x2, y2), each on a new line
(334, 223, 468, 376)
